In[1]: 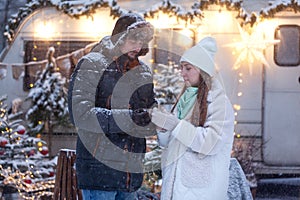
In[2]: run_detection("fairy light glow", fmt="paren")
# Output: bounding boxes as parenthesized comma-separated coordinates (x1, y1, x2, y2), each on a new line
(83, 19, 104, 38)
(79, 11, 115, 38)
(0, 96, 56, 199)
(179, 29, 194, 38)
(213, 10, 233, 31)
(0, 162, 55, 199)
(35, 21, 55, 39)
(149, 11, 178, 28)
(233, 69, 244, 134)
(233, 104, 241, 110)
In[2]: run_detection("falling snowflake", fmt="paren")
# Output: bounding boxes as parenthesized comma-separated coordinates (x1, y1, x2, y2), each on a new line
(223, 23, 280, 74)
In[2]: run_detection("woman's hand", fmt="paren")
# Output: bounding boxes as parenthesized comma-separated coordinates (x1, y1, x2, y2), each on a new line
(151, 107, 179, 131)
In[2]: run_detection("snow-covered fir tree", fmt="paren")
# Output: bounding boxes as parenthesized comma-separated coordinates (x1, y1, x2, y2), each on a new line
(138, 136, 161, 199)
(153, 62, 184, 105)
(0, 95, 56, 199)
(231, 136, 259, 188)
(143, 137, 162, 189)
(25, 47, 69, 136)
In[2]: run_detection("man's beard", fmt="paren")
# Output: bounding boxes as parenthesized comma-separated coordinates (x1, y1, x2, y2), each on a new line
(126, 51, 139, 61)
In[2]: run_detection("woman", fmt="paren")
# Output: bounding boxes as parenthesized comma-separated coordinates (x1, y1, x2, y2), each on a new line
(151, 36, 235, 200)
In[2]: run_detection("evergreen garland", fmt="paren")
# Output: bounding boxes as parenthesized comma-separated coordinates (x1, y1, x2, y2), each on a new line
(4, 0, 300, 43)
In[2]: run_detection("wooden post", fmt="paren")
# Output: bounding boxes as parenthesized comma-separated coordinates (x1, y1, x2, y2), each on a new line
(53, 149, 82, 200)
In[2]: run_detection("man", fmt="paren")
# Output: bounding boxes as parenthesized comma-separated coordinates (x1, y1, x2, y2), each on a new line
(68, 13, 156, 200)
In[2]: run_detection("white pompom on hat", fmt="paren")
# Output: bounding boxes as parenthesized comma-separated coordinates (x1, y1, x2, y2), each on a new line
(180, 36, 217, 77)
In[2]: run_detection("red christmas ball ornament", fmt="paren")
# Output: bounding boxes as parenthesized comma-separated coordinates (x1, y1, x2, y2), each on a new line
(48, 171, 55, 177)
(16, 125, 26, 135)
(0, 140, 8, 147)
(40, 147, 49, 156)
(28, 149, 35, 156)
(24, 179, 32, 184)
(17, 129, 25, 135)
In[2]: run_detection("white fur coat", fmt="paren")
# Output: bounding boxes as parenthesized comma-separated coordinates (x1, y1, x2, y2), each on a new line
(158, 78, 235, 200)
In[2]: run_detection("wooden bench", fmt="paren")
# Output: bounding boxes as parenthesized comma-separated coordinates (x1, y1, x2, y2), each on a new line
(53, 149, 82, 200)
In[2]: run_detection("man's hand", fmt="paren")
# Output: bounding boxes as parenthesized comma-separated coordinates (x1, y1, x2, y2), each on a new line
(132, 108, 151, 126)
(151, 108, 179, 131)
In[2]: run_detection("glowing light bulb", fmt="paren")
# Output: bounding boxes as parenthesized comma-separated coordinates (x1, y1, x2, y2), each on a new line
(35, 21, 55, 39)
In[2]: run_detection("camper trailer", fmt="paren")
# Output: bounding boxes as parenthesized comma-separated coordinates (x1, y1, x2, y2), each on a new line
(0, 0, 299, 177)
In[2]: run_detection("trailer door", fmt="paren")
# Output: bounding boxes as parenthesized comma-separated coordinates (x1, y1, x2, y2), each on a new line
(263, 24, 300, 165)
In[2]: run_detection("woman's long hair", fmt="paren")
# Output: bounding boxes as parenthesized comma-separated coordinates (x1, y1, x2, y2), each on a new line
(171, 70, 211, 126)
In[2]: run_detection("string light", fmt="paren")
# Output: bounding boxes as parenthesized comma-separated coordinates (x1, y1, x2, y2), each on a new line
(233, 104, 241, 111)
(0, 165, 55, 199)
(233, 68, 244, 138)
(0, 97, 56, 199)
(34, 21, 55, 39)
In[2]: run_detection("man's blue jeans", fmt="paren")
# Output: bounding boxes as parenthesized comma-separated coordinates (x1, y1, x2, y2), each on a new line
(82, 189, 137, 200)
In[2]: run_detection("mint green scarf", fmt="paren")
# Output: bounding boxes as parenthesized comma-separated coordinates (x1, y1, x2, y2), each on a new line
(177, 87, 198, 119)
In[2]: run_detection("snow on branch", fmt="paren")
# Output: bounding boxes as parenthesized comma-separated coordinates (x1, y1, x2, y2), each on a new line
(3, 0, 300, 43)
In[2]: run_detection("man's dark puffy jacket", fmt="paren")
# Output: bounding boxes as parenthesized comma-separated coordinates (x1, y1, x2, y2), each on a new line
(68, 36, 156, 192)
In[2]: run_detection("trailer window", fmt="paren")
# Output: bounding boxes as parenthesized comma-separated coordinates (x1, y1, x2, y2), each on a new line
(274, 25, 300, 66)
(23, 41, 94, 91)
(153, 28, 195, 66)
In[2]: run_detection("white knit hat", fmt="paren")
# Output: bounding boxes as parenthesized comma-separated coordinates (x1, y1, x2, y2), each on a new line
(180, 36, 217, 77)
